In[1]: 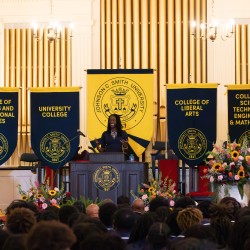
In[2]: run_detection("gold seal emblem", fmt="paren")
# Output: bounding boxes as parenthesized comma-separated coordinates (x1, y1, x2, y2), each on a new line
(40, 131, 70, 163)
(93, 77, 147, 130)
(239, 130, 250, 146)
(0, 133, 8, 160)
(178, 128, 207, 160)
(93, 165, 120, 191)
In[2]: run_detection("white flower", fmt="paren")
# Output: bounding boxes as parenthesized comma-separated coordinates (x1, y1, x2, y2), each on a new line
(239, 155, 244, 161)
(54, 187, 59, 192)
(144, 206, 149, 212)
(141, 194, 148, 200)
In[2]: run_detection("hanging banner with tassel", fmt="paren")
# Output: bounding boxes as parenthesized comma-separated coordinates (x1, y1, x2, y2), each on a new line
(227, 85, 250, 144)
(167, 84, 218, 167)
(30, 87, 80, 170)
(87, 69, 154, 157)
(0, 88, 19, 165)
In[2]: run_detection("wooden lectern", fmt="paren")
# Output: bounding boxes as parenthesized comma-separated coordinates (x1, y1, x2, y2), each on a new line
(70, 152, 148, 204)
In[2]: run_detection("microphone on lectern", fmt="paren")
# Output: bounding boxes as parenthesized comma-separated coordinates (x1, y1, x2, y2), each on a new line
(77, 129, 86, 137)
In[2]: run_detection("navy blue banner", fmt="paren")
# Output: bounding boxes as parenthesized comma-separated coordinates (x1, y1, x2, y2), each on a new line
(30, 88, 80, 170)
(167, 84, 217, 167)
(0, 88, 18, 165)
(227, 86, 250, 144)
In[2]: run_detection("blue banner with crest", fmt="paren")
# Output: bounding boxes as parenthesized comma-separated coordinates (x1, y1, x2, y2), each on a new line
(0, 88, 18, 165)
(167, 84, 218, 167)
(227, 85, 250, 144)
(30, 87, 80, 170)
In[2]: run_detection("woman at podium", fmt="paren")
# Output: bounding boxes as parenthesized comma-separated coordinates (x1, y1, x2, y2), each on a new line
(96, 114, 128, 153)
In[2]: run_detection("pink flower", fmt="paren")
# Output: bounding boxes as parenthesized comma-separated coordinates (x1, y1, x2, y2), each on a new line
(144, 206, 149, 212)
(141, 194, 148, 200)
(210, 176, 214, 183)
(50, 198, 57, 205)
(234, 175, 240, 180)
(42, 203, 48, 209)
(169, 200, 175, 207)
(34, 181, 40, 187)
(218, 175, 223, 181)
(54, 187, 59, 192)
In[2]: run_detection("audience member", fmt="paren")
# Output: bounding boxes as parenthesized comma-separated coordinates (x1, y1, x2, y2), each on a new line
(149, 196, 169, 212)
(58, 204, 79, 225)
(117, 195, 130, 209)
(113, 208, 138, 242)
(73, 200, 86, 213)
(99, 202, 118, 229)
(147, 222, 171, 250)
(2, 234, 25, 250)
(219, 196, 241, 221)
(174, 196, 196, 209)
(176, 207, 203, 233)
(131, 198, 145, 215)
(127, 212, 158, 249)
(6, 207, 36, 234)
(25, 220, 76, 250)
(86, 203, 99, 218)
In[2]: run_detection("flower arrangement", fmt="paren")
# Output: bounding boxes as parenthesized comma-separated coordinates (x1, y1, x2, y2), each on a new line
(17, 178, 71, 210)
(131, 172, 178, 211)
(203, 136, 250, 199)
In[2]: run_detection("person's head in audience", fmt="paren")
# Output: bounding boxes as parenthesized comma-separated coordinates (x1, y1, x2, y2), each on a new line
(146, 222, 171, 250)
(219, 196, 241, 220)
(2, 234, 25, 250)
(86, 203, 99, 218)
(67, 212, 87, 228)
(101, 234, 127, 250)
(0, 229, 9, 249)
(155, 206, 172, 222)
(72, 222, 106, 250)
(174, 196, 196, 209)
(176, 207, 203, 233)
(235, 206, 250, 221)
(128, 211, 158, 244)
(117, 195, 130, 209)
(58, 205, 79, 225)
(228, 215, 250, 250)
(73, 200, 86, 213)
(166, 208, 182, 237)
(170, 237, 204, 250)
(209, 204, 233, 248)
(36, 209, 59, 222)
(5, 199, 38, 216)
(6, 207, 36, 234)
(149, 196, 169, 212)
(131, 198, 145, 214)
(99, 202, 118, 228)
(184, 224, 217, 243)
(79, 233, 104, 250)
(197, 200, 213, 221)
(113, 208, 137, 237)
(25, 220, 76, 250)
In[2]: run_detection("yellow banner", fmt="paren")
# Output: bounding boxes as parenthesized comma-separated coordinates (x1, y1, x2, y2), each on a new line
(87, 69, 154, 157)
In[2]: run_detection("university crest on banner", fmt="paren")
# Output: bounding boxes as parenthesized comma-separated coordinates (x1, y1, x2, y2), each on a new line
(87, 69, 154, 157)
(30, 87, 80, 170)
(0, 88, 19, 165)
(167, 84, 218, 167)
(227, 85, 250, 144)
